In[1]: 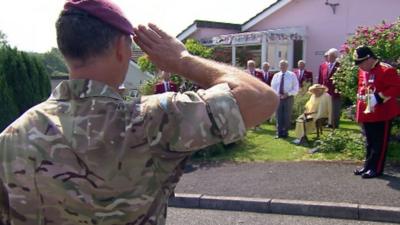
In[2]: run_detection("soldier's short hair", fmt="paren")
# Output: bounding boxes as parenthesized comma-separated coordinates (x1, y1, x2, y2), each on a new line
(56, 8, 123, 61)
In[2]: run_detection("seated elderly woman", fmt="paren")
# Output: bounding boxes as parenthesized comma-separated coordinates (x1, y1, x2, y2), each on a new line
(293, 84, 332, 144)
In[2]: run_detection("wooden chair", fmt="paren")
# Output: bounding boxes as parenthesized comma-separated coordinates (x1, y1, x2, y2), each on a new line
(301, 113, 328, 144)
(315, 117, 329, 138)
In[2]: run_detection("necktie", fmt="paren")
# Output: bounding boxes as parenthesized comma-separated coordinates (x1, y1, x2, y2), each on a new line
(328, 63, 334, 74)
(164, 81, 169, 92)
(279, 73, 285, 95)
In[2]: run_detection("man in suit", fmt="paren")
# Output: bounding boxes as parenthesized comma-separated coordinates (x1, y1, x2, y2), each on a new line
(294, 60, 313, 87)
(318, 48, 341, 128)
(271, 60, 299, 138)
(246, 60, 263, 81)
(261, 62, 274, 86)
(154, 70, 178, 94)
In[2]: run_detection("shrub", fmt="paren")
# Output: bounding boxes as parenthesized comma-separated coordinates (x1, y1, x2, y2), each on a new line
(315, 130, 365, 160)
(334, 18, 400, 103)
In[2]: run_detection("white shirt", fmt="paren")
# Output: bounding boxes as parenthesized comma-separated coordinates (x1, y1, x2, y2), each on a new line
(271, 70, 299, 96)
(163, 81, 170, 92)
(328, 61, 337, 74)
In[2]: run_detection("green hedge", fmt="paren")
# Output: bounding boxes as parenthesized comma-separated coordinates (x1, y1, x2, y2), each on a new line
(0, 46, 51, 131)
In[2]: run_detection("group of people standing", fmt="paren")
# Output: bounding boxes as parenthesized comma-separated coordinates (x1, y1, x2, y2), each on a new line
(244, 50, 336, 142)
(244, 46, 400, 179)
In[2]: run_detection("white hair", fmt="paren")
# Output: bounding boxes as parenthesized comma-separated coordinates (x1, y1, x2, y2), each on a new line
(326, 48, 338, 57)
(247, 60, 255, 65)
(279, 60, 288, 66)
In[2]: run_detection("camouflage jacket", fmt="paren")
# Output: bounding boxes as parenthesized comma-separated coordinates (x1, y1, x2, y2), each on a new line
(0, 79, 245, 225)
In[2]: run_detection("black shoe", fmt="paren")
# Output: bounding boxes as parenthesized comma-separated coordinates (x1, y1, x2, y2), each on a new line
(353, 167, 367, 176)
(361, 170, 380, 179)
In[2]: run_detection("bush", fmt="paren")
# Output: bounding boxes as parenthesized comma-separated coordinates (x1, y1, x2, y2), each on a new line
(334, 18, 400, 103)
(315, 130, 365, 160)
(139, 76, 159, 96)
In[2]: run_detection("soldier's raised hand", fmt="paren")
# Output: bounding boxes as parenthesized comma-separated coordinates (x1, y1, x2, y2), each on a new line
(133, 23, 189, 73)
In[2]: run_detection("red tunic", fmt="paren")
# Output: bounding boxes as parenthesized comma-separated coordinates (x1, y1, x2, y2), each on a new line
(356, 62, 400, 123)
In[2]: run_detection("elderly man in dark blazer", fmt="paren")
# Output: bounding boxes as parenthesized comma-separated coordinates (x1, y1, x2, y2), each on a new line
(318, 48, 341, 128)
(294, 60, 313, 87)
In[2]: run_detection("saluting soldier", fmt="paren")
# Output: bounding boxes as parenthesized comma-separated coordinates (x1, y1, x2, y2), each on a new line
(353, 46, 400, 178)
(0, 0, 278, 224)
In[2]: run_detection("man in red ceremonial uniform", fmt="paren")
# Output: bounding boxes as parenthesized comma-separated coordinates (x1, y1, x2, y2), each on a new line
(318, 48, 341, 128)
(154, 70, 178, 94)
(353, 46, 400, 178)
(294, 60, 313, 88)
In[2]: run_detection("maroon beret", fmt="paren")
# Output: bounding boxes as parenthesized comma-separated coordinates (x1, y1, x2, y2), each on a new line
(64, 0, 134, 35)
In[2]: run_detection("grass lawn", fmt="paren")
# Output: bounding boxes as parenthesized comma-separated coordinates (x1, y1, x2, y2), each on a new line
(193, 119, 400, 163)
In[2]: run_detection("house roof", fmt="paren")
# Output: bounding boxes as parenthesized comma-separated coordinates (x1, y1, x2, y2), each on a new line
(242, 0, 292, 31)
(177, 0, 293, 40)
(177, 20, 241, 41)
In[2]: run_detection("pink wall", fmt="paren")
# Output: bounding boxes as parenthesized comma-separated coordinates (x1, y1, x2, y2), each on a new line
(247, 0, 400, 81)
(190, 28, 240, 40)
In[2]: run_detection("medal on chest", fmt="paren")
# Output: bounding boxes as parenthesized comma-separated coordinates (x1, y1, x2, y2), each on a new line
(358, 72, 376, 114)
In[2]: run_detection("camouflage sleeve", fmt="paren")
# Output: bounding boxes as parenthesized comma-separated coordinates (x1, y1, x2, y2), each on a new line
(143, 83, 246, 152)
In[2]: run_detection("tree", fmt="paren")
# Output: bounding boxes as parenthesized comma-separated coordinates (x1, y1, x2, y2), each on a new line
(0, 75, 18, 131)
(0, 30, 7, 46)
(0, 46, 51, 130)
(35, 47, 68, 77)
(1, 47, 35, 113)
(32, 55, 51, 99)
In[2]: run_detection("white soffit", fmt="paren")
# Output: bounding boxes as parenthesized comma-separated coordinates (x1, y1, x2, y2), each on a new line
(177, 24, 198, 41)
(242, 0, 292, 31)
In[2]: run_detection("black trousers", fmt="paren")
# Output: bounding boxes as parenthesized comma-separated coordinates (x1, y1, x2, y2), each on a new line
(276, 96, 294, 137)
(362, 120, 392, 174)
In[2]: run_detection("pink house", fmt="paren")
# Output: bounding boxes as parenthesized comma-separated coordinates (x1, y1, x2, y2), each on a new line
(177, 0, 400, 82)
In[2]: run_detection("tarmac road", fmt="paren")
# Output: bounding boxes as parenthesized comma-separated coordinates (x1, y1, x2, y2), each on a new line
(175, 161, 400, 207)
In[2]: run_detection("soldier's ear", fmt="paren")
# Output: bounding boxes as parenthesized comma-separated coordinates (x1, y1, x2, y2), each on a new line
(114, 35, 131, 62)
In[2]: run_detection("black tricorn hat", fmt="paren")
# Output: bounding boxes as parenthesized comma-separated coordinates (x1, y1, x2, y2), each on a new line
(353, 45, 377, 65)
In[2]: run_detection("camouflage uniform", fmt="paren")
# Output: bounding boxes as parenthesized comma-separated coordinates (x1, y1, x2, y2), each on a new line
(0, 79, 245, 225)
